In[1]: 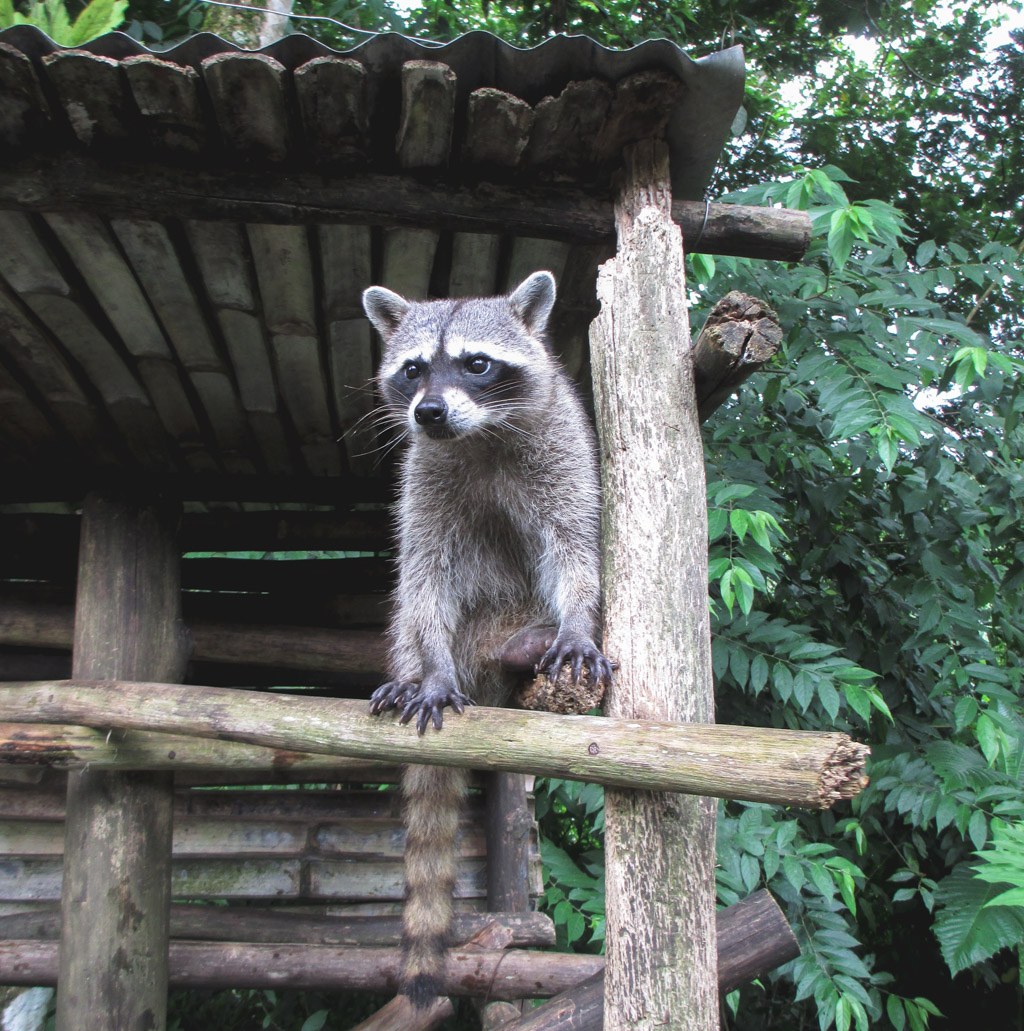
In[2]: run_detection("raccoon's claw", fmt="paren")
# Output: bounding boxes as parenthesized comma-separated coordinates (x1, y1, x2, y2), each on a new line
(384, 677, 474, 735)
(369, 680, 417, 716)
(537, 634, 614, 688)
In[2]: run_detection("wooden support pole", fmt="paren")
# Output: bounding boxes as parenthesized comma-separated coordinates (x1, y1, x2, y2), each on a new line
(55, 492, 189, 1031)
(483, 773, 534, 1027)
(589, 140, 717, 1030)
(485, 774, 532, 912)
(0, 681, 869, 808)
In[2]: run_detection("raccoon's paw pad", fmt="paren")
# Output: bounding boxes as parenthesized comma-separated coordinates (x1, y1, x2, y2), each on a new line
(397, 677, 474, 735)
(538, 634, 614, 688)
(369, 680, 416, 716)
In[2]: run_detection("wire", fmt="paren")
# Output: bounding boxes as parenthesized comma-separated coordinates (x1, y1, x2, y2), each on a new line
(693, 197, 712, 249)
(195, 0, 446, 46)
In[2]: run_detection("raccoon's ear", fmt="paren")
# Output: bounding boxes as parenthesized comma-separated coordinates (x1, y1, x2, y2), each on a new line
(509, 271, 556, 337)
(362, 286, 410, 339)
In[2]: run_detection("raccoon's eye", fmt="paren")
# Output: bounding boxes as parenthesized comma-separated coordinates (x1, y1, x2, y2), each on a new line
(465, 356, 490, 375)
(403, 362, 422, 380)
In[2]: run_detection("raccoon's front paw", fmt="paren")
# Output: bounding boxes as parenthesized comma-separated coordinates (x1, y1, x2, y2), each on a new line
(537, 633, 614, 688)
(370, 675, 473, 734)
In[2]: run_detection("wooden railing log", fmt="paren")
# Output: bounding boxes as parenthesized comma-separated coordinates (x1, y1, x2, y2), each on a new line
(0, 599, 387, 674)
(0, 680, 869, 808)
(0, 891, 795, 998)
(0, 940, 604, 997)
(0, 906, 555, 948)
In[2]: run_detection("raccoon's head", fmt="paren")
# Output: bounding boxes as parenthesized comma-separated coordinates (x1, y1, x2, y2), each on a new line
(363, 272, 557, 441)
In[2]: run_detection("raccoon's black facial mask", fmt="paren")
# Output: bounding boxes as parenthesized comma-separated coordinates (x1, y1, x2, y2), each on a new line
(386, 352, 528, 438)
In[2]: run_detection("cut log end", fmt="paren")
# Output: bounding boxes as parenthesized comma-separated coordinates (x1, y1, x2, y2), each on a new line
(693, 291, 784, 423)
(818, 738, 871, 807)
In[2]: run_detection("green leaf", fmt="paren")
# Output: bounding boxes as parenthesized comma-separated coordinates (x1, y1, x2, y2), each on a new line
(68, 0, 128, 43)
(932, 865, 1024, 975)
(300, 1012, 328, 1031)
(828, 209, 859, 268)
(730, 509, 750, 542)
(690, 252, 716, 286)
(877, 428, 899, 473)
(887, 995, 907, 1031)
(916, 239, 937, 266)
(816, 680, 837, 721)
(707, 508, 728, 541)
(844, 684, 872, 723)
(984, 887, 1024, 908)
(750, 653, 769, 694)
(968, 810, 988, 851)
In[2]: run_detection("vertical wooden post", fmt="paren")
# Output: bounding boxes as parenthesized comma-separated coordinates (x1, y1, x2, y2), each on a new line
(485, 773, 532, 914)
(589, 140, 718, 1030)
(481, 772, 533, 1029)
(56, 492, 189, 1031)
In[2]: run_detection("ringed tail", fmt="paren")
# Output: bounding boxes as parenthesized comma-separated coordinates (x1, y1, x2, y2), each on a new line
(400, 762, 468, 1007)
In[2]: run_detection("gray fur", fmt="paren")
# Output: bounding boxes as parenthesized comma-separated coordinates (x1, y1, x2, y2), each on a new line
(362, 270, 611, 1006)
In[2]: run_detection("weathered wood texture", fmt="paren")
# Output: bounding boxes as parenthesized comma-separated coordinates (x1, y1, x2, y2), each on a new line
(496, 891, 798, 1031)
(350, 994, 454, 1031)
(0, 906, 555, 948)
(485, 773, 533, 913)
(590, 140, 716, 1031)
(0, 891, 794, 998)
(0, 939, 603, 997)
(0, 681, 869, 807)
(693, 291, 783, 422)
(0, 599, 388, 674)
(0, 40, 797, 495)
(0, 722, 391, 774)
(56, 493, 189, 1031)
(0, 158, 810, 259)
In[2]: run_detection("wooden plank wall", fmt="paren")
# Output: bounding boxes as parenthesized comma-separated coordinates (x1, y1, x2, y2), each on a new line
(0, 777, 544, 909)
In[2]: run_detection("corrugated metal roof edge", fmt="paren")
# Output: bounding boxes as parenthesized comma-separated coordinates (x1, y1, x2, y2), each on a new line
(0, 25, 744, 198)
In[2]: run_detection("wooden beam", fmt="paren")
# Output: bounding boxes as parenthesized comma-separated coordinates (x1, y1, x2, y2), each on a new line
(0, 599, 388, 674)
(55, 493, 190, 1031)
(0, 940, 603, 997)
(0, 906, 556, 949)
(0, 891, 794, 997)
(589, 140, 716, 1030)
(0, 155, 811, 261)
(0, 680, 868, 808)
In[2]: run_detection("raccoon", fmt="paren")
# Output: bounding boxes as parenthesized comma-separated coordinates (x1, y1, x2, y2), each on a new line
(362, 270, 612, 1007)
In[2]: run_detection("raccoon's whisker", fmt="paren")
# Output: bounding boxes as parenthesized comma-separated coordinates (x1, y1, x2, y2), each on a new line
(342, 405, 405, 439)
(350, 428, 408, 463)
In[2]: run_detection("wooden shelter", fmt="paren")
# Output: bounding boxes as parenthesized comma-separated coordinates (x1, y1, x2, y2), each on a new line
(0, 23, 865, 1031)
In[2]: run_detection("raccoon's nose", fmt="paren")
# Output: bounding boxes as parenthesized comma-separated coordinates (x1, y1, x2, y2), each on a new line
(414, 397, 448, 425)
